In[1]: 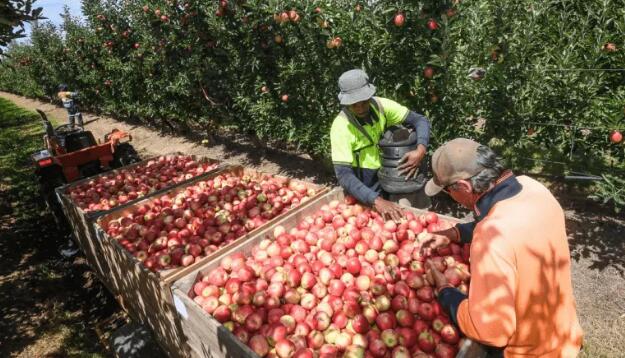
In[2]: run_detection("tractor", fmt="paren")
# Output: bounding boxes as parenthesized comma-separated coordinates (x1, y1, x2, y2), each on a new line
(31, 109, 140, 230)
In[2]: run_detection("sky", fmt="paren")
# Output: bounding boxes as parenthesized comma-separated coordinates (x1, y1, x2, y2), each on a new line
(22, 0, 84, 39)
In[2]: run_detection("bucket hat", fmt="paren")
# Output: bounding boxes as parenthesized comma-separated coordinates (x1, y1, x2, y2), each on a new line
(338, 69, 376, 105)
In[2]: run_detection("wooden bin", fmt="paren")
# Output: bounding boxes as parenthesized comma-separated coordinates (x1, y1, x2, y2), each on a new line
(170, 187, 476, 358)
(94, 166, 327, 358)
(55, 153, 222, 294)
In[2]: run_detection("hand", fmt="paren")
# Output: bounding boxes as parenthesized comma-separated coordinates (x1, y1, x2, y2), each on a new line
(416, 232, 450, 247)
(426, 259, 449, 292)
(416, 232, 450, 256)
(373, 197, 404, 221)
(397, 146, 426, 180)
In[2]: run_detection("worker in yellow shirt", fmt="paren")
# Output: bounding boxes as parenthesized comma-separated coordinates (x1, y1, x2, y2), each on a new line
(57, 84, 83, 127)
(330, 69, 431, 219)
(422, 138, 583, 357)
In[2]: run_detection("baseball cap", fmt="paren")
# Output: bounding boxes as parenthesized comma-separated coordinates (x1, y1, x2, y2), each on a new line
(337, 69, 376, 105)
(424, 138, 485, 196)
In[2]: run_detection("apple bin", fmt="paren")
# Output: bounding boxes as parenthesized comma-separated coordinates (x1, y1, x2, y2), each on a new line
(170, 187, 485, 358)
(55, 153, 222, 294)
(93, 166, 327, 358)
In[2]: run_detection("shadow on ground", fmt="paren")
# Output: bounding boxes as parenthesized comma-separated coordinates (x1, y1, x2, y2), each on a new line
(0, 195, 118, 357)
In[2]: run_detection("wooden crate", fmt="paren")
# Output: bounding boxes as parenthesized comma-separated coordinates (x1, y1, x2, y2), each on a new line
(55, 153, 222, 294)
(94, 166, 327, 358)
(170, 187, 473, 358)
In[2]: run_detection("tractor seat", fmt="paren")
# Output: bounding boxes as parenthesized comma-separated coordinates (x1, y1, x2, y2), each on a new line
(63, 131, 97, 153)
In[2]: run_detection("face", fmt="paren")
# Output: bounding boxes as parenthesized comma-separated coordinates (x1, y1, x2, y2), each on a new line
(348, 100, 370, 119)
(445, 180, 480, 210)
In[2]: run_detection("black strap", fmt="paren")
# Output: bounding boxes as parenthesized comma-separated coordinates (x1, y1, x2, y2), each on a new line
(341, 107, 376, 146)
(341, 98, 385, 180)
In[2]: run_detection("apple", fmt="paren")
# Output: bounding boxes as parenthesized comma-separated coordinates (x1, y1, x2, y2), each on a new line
(427, 19, 439, 30)
(440, 323, 460, 344)
(394, 13, 405, 27)
(275, 338, 295, 358)
(381, 329, 398, 348)
(434, 343, 457, 358)
(352, 314, 370, 334)
(417, 330, 436, 353)
(423, 66, 434, 79)
(249, 335, 270, 356)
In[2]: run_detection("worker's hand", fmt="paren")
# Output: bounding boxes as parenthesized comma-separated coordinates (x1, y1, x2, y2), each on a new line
(373, 197, 404, 221)
(426, 260, 449, 292)
(398, 146, 426, 180)
(416, 232, 451, 256)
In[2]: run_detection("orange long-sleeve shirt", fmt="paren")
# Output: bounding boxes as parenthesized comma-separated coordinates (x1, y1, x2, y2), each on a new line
(452, 175, 583, 357)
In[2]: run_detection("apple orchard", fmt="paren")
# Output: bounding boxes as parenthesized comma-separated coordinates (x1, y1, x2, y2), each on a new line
(0, 0, 623, 186)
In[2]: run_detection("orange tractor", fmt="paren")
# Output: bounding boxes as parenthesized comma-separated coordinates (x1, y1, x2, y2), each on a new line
(31, 109, 140, 228)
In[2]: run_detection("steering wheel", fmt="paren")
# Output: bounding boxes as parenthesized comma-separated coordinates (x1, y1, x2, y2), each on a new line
(54, 123, 83, 134)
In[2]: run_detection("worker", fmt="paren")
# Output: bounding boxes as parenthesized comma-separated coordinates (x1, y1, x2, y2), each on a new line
(57, 84, 83, 127)
(422, 138, 583, 357)
(330, 69, 431, 220)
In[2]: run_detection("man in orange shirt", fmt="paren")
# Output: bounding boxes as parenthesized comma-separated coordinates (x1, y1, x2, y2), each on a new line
(422, 138, 583, 357)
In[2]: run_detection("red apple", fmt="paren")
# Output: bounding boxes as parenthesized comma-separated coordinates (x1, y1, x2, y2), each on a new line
(275, 338, 295, 358)
(434, 343, 457, 358)
(394, 13, 405, 27)
(381, 329, 398, 348)
(423, 67, 434, 79)
(417, 302, 436, 321)
(352, 314, 370, 334)
(417, 330, 436, 353)
(427, 19, 438, 30)
(249, 335, 270, 356)
(440, 324, 460, 344)
(375, 312, 396, 330)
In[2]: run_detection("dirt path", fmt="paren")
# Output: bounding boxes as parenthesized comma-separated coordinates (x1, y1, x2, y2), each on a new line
(1, 92, 624, 357)
(0, 91, 333, 185)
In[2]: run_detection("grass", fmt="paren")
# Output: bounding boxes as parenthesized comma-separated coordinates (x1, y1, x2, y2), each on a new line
(0, 98, 45, 213)
(0, 97, 111, 357)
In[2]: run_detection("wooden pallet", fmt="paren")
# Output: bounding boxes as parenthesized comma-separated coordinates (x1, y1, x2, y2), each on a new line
(93, 166, 327, 358)
(170, 187, 471, 358)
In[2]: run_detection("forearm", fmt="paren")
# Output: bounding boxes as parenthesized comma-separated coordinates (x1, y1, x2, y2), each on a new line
(455, 222, 475, 243)
(403, 111, 430, 146)
(334, 165, 380, 205)
(438, 287, 468, 327)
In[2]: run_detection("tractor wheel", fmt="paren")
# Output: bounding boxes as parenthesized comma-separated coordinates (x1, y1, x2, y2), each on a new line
(111, 143, 141, 169)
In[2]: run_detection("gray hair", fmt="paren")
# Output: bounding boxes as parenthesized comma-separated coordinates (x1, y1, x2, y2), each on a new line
(468, 145, 505, 193)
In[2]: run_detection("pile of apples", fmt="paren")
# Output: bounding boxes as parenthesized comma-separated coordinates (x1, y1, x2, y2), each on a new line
(190, 196, 471, 358)
(68, 155, 220, 212)
(103, 171, 317, 271)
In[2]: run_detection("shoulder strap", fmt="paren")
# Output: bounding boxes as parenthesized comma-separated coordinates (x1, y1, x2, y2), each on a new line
(369, 96, 384, 114)
(340, 107, 376, 147)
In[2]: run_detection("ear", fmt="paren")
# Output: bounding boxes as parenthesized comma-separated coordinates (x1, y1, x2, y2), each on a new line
(455, 179, 473, 194)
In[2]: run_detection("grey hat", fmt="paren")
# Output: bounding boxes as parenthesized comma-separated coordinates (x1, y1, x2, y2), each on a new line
(338, 69, 376, 105)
